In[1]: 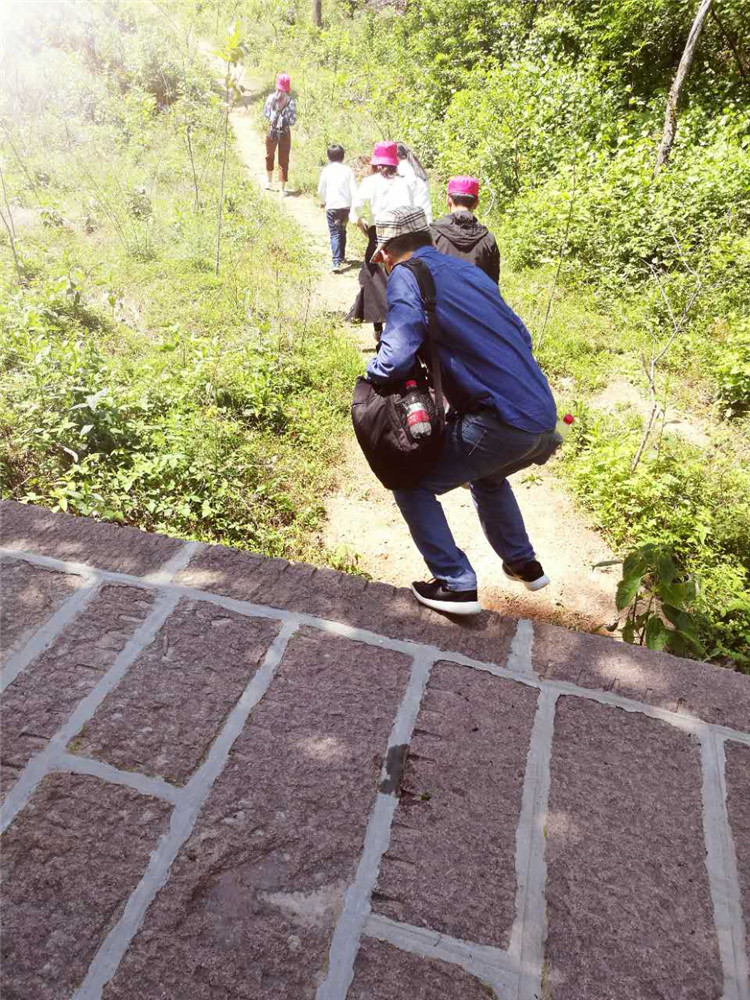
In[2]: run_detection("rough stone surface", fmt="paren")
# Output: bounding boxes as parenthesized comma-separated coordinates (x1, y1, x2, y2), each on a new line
(0, 773, 170, 1000)
(0, 500, 184, 576)
(102, 627, 411, 999)
(349, 937, 493, 999)
(1, 585, 155, 798)
(0, 556, 80, 665)
(2, 505, 748, 1000)
(374, 662, 537, 948)
(725, 741, 750, 962)
(175, 541, 517, 664)
(77, 600, 280, 784)
(545, 697, 722, 1000)
(534, 621, 750, 734)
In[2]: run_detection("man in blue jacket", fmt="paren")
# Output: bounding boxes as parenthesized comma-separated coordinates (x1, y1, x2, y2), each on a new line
(366, 207, 559, 616)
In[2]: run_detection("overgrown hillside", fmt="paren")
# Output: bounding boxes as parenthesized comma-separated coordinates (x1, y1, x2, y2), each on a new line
(0, 2, 360, 565)
(209, 0, 750, 662)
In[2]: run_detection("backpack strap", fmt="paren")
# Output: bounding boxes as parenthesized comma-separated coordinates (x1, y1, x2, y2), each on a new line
(398, 257, 445, 425)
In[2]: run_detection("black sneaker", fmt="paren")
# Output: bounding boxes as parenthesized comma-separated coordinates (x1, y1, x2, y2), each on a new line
(502, 559, 550, 592)
(411, 579, 482, 616)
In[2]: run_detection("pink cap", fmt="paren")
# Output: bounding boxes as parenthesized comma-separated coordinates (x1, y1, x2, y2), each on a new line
(276, 73, 291, 93)
(371, 141, 399, 167)
(448, 175, 480, 198)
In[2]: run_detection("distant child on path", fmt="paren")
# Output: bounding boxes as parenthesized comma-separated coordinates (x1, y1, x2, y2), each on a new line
(263, 73, 297, 196)
(431, 176, 500, 283)
(317, 144, 357, 273)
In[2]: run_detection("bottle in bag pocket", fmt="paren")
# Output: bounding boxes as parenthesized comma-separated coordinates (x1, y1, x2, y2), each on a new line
(402, 379, 432, 440)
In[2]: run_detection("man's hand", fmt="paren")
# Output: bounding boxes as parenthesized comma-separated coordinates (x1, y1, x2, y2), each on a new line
(358, 218, 369, 237)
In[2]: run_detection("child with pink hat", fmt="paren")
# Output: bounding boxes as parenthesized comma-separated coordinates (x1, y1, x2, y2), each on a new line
(263, 73, 297, 195)
(430, 175, 500, 282)
(347, 141, 417, 338)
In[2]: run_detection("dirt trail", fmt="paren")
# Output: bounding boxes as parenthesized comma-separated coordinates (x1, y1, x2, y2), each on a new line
(224, 66, 620, 632)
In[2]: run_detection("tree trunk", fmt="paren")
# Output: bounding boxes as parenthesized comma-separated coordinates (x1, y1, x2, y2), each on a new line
(313, 0, 322, 28)
(654, 0, 713, 175)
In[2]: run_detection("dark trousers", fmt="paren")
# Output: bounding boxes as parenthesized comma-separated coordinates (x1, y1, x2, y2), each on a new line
(265, 130, 291, 182)
(326, 208, 349, 266)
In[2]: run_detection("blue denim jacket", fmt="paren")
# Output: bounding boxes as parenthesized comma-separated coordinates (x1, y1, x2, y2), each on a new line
(366, 247, 557, 434)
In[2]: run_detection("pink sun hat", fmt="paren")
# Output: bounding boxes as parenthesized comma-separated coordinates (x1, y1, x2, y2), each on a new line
(371, 141, 399, 167)
(448, 175, 480, 198)
(276, 73, 291, 93)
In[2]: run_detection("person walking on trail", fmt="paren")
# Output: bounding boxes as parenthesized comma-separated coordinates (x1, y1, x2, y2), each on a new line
(317, 144, 357, 273)
(365, 207, 558, 616)
(397, 142, 433, 223)
(263, 73, 297, 196)
(431, 176, 500, 284)
(348, 141, 416, 340)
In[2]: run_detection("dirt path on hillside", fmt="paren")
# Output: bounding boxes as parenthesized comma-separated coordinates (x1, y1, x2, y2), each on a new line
(224, 63, 620, 632)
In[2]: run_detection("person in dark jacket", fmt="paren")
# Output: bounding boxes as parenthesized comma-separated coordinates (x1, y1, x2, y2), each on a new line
(430, 175, 500, 283)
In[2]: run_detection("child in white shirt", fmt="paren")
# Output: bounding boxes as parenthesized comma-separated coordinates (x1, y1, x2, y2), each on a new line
(317, 144, 357, 272)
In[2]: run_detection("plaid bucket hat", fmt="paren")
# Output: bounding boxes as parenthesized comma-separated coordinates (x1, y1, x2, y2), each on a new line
(371, 207, 430, 263)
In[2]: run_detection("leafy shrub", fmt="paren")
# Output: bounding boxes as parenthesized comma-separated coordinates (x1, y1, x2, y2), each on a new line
(562, 409, 750, 666)
(714, 319, 750, 416)
(498, 111, 750, 288)
(0, 278, 360, 556)
(437, 56, 619, 208)
(607, 543, 706, 657)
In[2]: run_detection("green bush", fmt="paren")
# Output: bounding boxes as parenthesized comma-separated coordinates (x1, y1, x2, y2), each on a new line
(562, 409, 750, 666)
(0, 275, 360, 555)
(497, 111, 750, 289)
(437, 56, 619, 208)
(714, 318, 750, 416)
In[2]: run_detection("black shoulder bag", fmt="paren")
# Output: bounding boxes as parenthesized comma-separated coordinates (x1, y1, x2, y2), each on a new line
(351, 257, 446, 490)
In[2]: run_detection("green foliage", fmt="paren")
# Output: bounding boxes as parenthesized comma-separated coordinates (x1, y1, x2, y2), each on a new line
(0, 0, 362, 568)
(437, 57, 619, 208)
(606, 543, 706, 657)
(564, 410, 750, 667)
(714, 317, 750, 416)
(499, 108, 750, 290)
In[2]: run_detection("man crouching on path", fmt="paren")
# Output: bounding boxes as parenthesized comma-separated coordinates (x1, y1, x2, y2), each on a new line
(365, 207, 559, 616)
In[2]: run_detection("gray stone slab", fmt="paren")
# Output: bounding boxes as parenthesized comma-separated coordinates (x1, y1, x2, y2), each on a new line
(545, 697, 722, 1000)
(725, 741, 750, 962)
(0, 500, 184, 576)
(76, 599, 280, 784)
(0, 556, 80, 664)
(374, 661, 537, 949)
(102, 627, 412, 999)
(176, 541, 517, 664)
(534, 622, 750, 733)
(1, 584, 156, 798)
(0, 773, 171, 1000)
(349, 937, 493, 999)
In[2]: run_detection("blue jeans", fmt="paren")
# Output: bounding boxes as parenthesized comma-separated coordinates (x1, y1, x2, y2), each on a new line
(393, 409, 558, 591)
(326, 208, 349, 266)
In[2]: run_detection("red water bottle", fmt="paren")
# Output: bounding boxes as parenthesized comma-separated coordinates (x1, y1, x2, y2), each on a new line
(402, 379, 432, 440)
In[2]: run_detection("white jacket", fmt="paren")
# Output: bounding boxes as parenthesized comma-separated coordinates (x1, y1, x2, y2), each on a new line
(317, 162, 357, 210)
(351, 172, 416, 225)
(398, 161, 433, 223)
